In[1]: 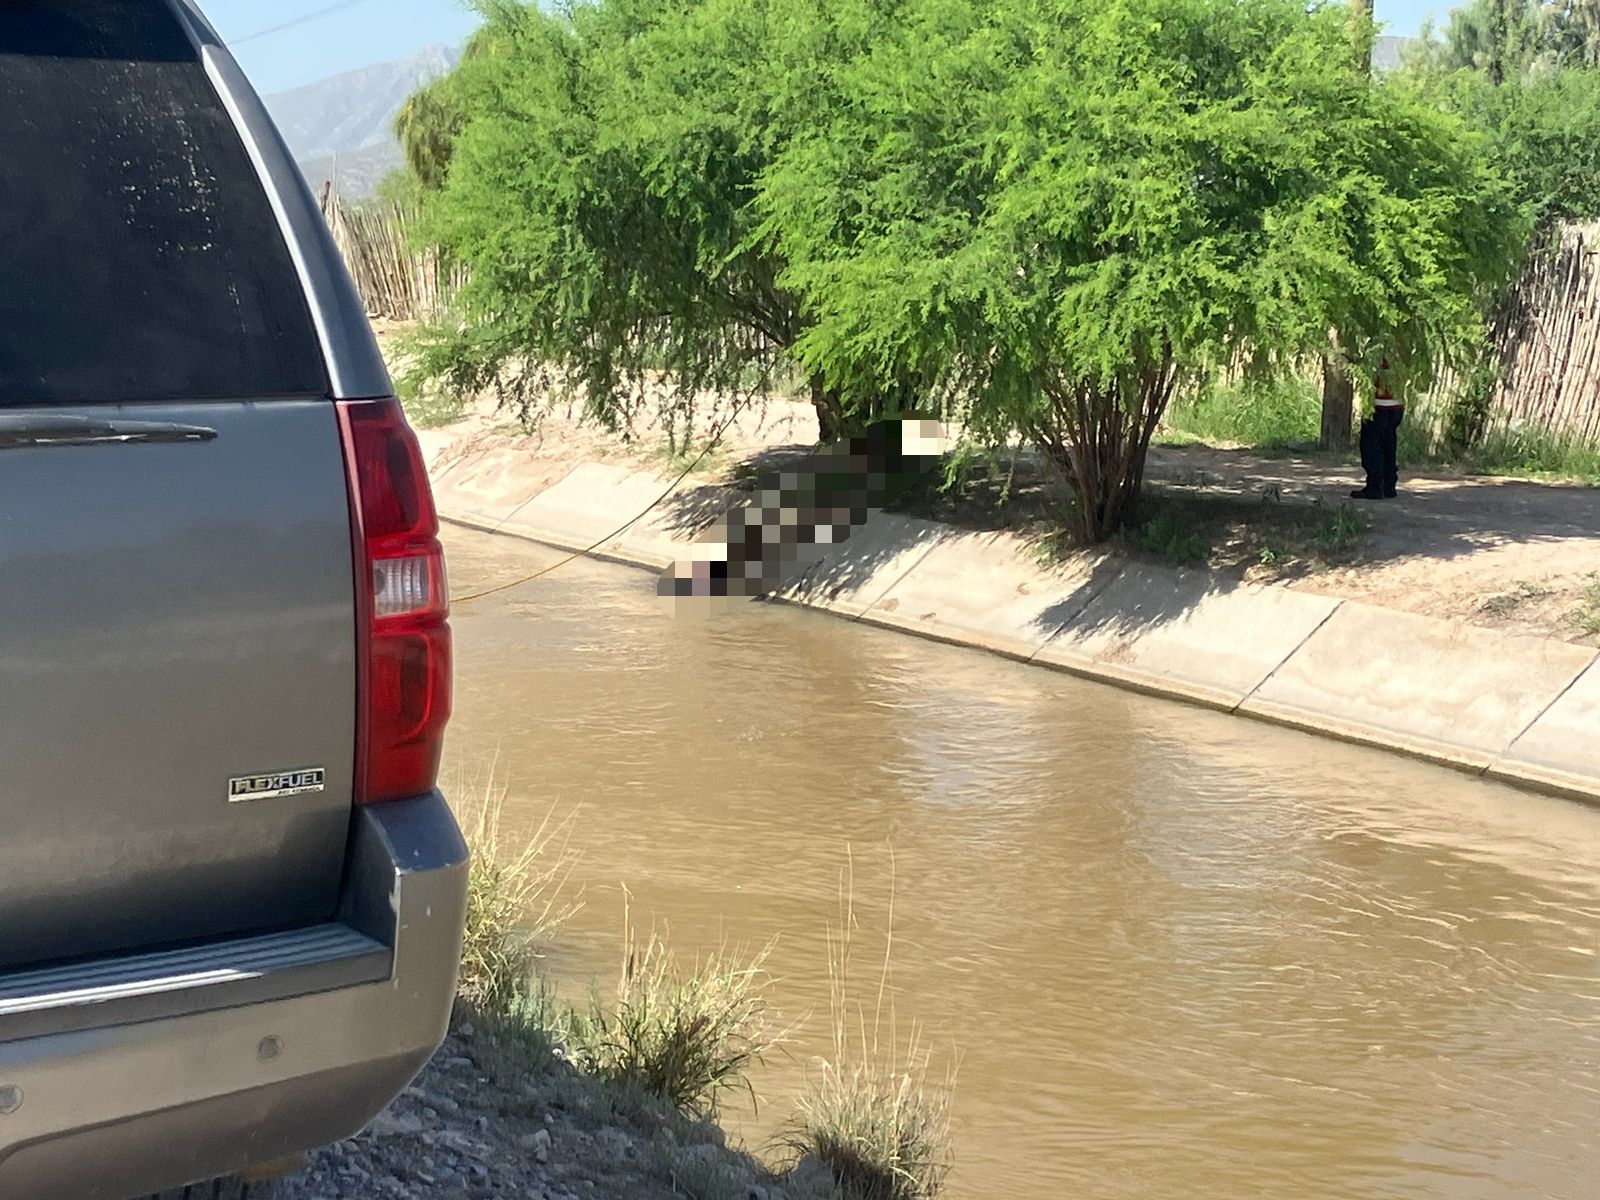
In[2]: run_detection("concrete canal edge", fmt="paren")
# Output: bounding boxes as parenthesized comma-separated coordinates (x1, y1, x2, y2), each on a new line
(431, 453, 1600, 807)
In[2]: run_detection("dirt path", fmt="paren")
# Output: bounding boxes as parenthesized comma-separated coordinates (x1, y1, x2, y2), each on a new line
(1140, 445, 1600, 643)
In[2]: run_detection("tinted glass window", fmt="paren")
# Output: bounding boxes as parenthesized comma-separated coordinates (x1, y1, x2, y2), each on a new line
(0, 1, 326, 406)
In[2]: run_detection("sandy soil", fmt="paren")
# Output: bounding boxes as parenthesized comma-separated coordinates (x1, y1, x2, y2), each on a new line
(1142, 446, 1600, 645)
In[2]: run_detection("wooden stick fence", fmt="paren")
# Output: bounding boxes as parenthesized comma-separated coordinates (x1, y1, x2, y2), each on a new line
(318, 186, 467, 323)
(1421, 220, 1600, 449)
(1489, 221, 1600, 445)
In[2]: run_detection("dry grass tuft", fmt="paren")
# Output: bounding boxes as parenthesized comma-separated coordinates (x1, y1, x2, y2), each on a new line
(797, 1054, 950, 1200)
(785, 854, 953, 1200)
(564, 897, 781, 1120)
(454, 758, 580, 1016)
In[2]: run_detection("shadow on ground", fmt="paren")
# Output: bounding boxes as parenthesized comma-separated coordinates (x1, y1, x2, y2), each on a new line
(656, 445, 818, 540)
(653, 438, 1600, 646)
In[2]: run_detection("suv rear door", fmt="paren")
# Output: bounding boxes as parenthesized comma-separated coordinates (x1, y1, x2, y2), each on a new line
(0, 0, 364, 968)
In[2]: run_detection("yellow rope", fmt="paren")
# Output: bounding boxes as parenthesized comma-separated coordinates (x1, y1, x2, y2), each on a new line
(449, 404, 750, 605)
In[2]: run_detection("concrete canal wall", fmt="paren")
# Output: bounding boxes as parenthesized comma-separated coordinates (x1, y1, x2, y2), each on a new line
(429, 453, 1600, 806)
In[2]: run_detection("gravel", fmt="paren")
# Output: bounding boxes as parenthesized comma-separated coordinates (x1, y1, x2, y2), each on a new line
(270, 1029, 835, 1200)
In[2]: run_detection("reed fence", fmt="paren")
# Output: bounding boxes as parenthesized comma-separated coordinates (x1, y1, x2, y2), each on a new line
(1484, 221, 1600, 443)
(318, 186, 466, 323)
(1421, 221, 1600, 449)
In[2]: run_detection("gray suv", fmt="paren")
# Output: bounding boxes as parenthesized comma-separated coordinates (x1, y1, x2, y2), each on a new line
(0, 3, 467, 1196)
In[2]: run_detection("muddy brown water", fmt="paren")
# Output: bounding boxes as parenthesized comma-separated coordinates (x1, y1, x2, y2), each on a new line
(442, 524, 1600, 1200)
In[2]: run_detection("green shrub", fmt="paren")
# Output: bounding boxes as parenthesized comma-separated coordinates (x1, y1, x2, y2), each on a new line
(464, 980, 565, 1088)
(1316, 502, 1371, 553)
(394, 341, 468, 428)
(1575, 579, 1600, 637)
(1471, 427, 1600, 482)
(400, 381, 467, 429)
(1413, 61, 1600, 231)
(1398, 409, 1600, 482)
(1163, 377, 1322, 448)
(563, 928, 779, 1120)
(1136, 511, 1213, 567)
(1441, 355, 1500, 454)
(1396, 404, 1443, 465)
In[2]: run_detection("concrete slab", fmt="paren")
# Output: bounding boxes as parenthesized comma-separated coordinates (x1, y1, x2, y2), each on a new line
(778, 514, 949, 618)
(1032, 565, 1343, 709)
(1243, 603, 1597, 769)
(427, 446, 540, 528)
(499, 463, 687, 568)
(644, 478, 750, 548)
(427, 439, 1600, 798)
(857, 531, 1118, 659)
(1489, 658, 1600, 802)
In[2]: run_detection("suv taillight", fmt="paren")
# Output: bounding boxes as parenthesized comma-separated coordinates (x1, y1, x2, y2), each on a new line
(337, 398, 452, 805)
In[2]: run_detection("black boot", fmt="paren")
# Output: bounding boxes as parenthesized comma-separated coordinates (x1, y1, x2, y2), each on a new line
(1350, 486, 1384, 500)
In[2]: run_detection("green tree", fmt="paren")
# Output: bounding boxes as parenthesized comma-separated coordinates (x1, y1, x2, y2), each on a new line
(1319, 0, 1379, 453)
(1548, 1, 1600, 68)
(1405, 1, 1600, 230)
(764, 0, 1525, 541)
(411, 0, 1522, 540)
(408, 0, 904, 442)
(1415, 1, 1600, 78)
(1422, 66, 1600, 228)
(394, 22, 514, 195)
(1398, 7, 1600, 455)
(395, 78, 465, 192)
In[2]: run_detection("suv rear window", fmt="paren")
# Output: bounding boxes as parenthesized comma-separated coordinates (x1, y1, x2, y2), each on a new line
(0, 1, 326, 407)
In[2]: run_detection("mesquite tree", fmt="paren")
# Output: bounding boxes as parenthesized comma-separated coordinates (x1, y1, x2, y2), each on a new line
(405, 0, 791, 436)
(1316, 0, 1377, 453)
(412, 0, 1521, 540)
(763, 0, 1523, 541)
(406, 0, 910, 442)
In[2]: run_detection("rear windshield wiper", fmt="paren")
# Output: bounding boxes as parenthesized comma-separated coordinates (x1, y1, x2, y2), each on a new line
(0, 414, 218, 450)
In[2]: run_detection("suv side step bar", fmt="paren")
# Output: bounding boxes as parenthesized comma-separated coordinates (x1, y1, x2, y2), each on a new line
(0, 925, 390, 1041)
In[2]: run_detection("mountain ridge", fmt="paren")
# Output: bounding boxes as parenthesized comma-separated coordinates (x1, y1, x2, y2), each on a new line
(264, 43, 461, 198)
(267, 34, 1422, 201)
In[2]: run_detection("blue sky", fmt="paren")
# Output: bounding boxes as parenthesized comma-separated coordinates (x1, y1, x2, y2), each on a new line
(203, 0, 481, 94)
(206, 0, 1463, 97)
(1379, 0, 1461, 39)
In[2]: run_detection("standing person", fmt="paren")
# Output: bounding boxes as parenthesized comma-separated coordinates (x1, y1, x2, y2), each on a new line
(1351, 355, 1404, 500)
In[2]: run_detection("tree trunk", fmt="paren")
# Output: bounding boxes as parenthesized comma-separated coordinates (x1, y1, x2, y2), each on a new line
(1320, 357, 1355, 451)
(1488, 0, 1508, 86)
(1320, 3, 1374, 454)
(808, 375, 847, 443)
(1035, 354, 1178, 544)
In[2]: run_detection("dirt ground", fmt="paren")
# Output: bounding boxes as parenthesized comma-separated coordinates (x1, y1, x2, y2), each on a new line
(1140, 445, 1600, 645)
(270, 1023, 829, 1200)
(382, 325, 1600, 647)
